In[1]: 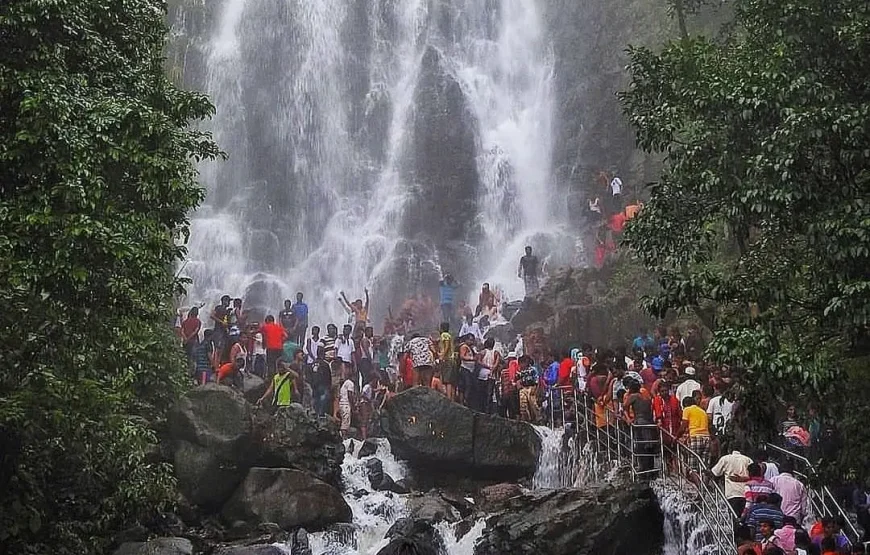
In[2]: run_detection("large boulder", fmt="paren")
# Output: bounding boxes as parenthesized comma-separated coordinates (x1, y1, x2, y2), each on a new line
(474, 482, 663, 555)
(167, 386, 345, 510)
(168, 384, 253, 461)
(381, 388, 540, 479)
(222, 468, 351, 531)
(113, 537, 193, 555)
(251, 404, 344, 486)
(172, 440, 245, 510)
(377, 518, 445, 555)
(405, 492, 461, 524)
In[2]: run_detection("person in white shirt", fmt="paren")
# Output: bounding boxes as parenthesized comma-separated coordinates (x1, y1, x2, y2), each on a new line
(338, 369, 355, 439)
(458, 313, 483, 344)
(675, 367, 702, 406)
(336, 323, 355, 376)
(710, 449, 753, 516)
(706, 386, 735, 437)
(610, 176, 623, 197)
(251, 331, 267, 378)
(305, 326, 323, 365)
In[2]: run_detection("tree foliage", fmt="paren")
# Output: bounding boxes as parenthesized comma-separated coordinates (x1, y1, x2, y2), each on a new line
(0, 1, 220, 552)
(620, 0, 870, 474)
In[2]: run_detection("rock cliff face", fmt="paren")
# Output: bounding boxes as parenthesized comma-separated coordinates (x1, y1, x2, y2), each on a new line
(166, 384, 347, 531)
(475, 482, 664, 555)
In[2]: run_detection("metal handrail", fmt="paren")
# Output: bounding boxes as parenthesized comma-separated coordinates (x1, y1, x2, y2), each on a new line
(566, 390, 737, 555)
(764, 442, 861, 544)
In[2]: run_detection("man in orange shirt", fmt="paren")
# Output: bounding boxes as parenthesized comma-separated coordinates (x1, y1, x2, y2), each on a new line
(260, 315, 287, 378)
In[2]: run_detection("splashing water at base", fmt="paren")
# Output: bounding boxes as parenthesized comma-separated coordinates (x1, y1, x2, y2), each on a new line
(297, 439, 484, 554)
(303, 439, 408, 554)
(653, 480, 719, 555)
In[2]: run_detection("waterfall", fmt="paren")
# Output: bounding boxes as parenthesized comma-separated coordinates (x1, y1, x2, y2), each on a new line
(531, 426, 567, 489)
(176, 0, 571, 323)
(654, 480, 720, 555)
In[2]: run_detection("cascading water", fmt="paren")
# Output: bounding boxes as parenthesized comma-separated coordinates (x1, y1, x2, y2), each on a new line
(301, 438, 484, 555)
(176, 0, 572, 322)
(532, 426, 569, 489)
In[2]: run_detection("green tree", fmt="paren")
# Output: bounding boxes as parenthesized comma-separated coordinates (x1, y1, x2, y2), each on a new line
(620, 0, 870, 474)
(0, 1, 221, 552)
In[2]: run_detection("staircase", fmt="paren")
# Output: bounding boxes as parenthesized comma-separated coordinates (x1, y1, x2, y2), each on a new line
(542, 385, 861, 554)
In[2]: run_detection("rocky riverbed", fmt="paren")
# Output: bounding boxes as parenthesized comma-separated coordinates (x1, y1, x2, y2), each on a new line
(113, 385, 667, 555)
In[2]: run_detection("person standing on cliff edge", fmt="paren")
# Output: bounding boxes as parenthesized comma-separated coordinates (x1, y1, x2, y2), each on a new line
(518, 246, 541, 298)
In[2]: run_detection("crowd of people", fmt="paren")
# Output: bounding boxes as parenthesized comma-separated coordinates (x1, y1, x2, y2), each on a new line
(173, 243, 866, 553)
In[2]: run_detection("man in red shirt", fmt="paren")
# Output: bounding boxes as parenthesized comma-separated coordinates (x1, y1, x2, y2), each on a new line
(557, 352, 574, 386)
(260, 315, 287, 378)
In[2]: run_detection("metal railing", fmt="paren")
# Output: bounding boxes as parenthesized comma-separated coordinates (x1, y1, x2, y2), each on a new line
(545, 385, 736, 555)
(764, 442, 861, 545)
(542, 384, 870, 553)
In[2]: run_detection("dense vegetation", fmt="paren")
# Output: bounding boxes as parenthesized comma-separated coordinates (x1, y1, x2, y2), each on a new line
(621, 0, 870, 478)
(0, 1, 220, 553)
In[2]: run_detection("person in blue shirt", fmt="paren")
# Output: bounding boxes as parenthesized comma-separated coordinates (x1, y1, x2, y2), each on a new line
(291, 292, 309, 345)
(439, 274, 458, 328)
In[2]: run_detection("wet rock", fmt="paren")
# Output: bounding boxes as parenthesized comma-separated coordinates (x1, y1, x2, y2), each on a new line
(213, 545, 285, 555)
(381, 388, 540, 480)
(240, 373, 267, 405)
(405, 492, 461, 524)
(252, 404, 344, 486)
(172, 440, 245, 510)
(478, 483, 523, 509)
(438, 490, 474, 518)
(512, 266, 654, 350)
(475, 482, 663, 555)
(113, 537, 193, 555)
(377, 518, 445, 555)
(358, 438, 380, 458)
(288, 528, 312, 555)
(168, 384, 252, 461)
(222, 467, 351, 531)
(394, 478, 413, 493)
(365, 457, 385, 489)
(405, 45, 480, 245)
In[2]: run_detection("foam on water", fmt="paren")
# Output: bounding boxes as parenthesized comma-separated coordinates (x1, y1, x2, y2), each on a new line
(303, 439, 409, 554)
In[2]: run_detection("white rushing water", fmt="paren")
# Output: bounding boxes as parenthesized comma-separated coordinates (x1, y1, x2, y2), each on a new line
(179, 0, 569, 322)
(300, 438, 484, 555)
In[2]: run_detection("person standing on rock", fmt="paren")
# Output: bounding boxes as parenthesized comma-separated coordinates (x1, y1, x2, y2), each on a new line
(458, 333, 477, 405)
(518, 246, 541, 298)
(260, 315, 287, 378)
(408, 332, 436, 388)
(258, 356, 299, 409)
(290, 292, 309, 345)
(336, 324, 356, 384)
(516, 355, 540, 423)
(439, 274, 458, 329)
(437, 322, 457, 402)
(338, 365, 356, 439)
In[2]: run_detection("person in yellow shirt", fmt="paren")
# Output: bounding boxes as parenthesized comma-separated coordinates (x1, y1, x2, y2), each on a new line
(680, 396, 711, 465)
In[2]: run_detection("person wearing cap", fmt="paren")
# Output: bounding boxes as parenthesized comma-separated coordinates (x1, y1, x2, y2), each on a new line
(675, 365, 702, 408)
